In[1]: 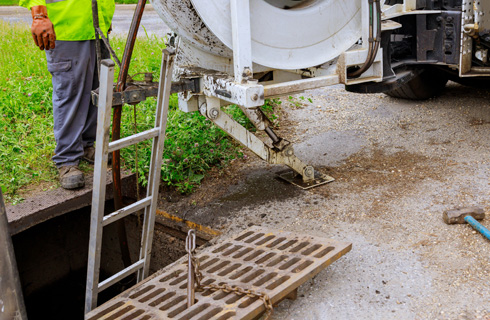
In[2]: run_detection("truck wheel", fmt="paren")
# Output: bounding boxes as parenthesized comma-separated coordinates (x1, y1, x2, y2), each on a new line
(385, 68, 448, 100)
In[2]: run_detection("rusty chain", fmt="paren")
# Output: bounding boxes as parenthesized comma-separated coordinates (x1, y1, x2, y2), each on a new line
(186, 230, 273, 319)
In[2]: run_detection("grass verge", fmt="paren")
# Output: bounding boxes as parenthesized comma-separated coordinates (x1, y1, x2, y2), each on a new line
(0, 0, 18, 5)
(0, 21, 279, 203)
(0, 0, 139, 5)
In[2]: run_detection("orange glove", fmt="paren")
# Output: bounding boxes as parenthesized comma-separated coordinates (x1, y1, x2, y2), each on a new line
(30, 5, 56, 50)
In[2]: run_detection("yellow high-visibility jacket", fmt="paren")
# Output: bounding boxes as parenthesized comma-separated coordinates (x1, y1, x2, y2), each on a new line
(19, 0, 114, 41)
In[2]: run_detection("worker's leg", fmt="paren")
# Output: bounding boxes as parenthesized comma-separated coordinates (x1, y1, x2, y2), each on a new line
(46, 40, 96, 188)
(81, 44, 97, 150)
(46, 40, 96, 167)
(81, 39, 111, 163)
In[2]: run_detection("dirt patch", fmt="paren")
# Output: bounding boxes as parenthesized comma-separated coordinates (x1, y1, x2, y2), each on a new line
(156, 103, 294, 224)
(312, 147, 448, 217)
(157, 163, 301, 229)
(157, 156, 253, 215)
(14, 180, 57, 202)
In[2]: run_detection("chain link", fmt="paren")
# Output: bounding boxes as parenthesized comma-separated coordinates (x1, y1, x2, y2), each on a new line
(188, 241, 273, 320)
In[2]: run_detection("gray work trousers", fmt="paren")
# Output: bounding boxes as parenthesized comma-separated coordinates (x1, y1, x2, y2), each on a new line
(46, 40, 98, 168)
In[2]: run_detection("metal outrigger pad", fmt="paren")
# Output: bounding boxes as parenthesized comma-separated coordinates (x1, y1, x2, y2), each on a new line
(276, 169, 334, 190)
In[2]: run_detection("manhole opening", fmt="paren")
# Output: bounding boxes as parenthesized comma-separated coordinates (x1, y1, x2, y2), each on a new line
(12, 197, 214, 320)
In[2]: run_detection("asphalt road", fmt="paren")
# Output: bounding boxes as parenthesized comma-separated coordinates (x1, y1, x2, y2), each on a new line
(0, 4, 170, 37)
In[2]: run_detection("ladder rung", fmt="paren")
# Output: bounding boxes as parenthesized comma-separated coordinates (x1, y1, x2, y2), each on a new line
(98, 259, 144, 293)
(108, 128, 160, 153)
(102, 196, 152, 227)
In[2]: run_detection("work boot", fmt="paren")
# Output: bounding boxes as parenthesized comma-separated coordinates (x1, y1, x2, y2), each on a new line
(82, 146, 112, 165)
(59, 165, 85, 189)
(82, 146, 96, 164)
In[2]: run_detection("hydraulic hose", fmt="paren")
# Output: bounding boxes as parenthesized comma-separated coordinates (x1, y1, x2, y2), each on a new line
(347, 0, 381, 78)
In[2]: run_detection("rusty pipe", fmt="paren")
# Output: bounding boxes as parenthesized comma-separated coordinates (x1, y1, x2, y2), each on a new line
(111, 0, 147, 269)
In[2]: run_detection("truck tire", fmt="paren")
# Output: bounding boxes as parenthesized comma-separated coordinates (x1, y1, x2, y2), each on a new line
(451, 77, 490, 89)
(385, 68, 448, 100)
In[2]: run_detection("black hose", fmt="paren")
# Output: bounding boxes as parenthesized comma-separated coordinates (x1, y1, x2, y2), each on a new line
(347, 0, 381, 78)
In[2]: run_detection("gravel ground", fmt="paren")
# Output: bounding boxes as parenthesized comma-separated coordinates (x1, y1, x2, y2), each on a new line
(164, 82, 490, 320)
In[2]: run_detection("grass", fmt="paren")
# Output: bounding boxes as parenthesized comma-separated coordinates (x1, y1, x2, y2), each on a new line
(1, 21, 56, 203)
(0, 21, 279, 202)
(0, 0, 139, 5)
(0, 0, 18, 5)
(113, 0, 140, 3)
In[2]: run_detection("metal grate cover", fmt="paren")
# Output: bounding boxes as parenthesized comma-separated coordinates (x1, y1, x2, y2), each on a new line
(87, 226, 352, 320)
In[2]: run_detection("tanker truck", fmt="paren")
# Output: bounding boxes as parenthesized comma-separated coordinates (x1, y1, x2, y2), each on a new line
(141, 0, 490, 188)
(151, 0, 489, 100)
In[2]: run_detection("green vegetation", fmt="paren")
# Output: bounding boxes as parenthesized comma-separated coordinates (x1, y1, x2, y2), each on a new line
(0, 21, 279, 202)
(114, 0, 140, 3)
(0, 0, 18, 5)
(286, 95, 313, 109)
(0, 0, 139, 5)
(1, 21, 56, 203)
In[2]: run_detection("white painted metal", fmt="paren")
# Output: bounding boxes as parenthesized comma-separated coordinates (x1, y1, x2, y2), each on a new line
(202, 96, 321, 182)
(189, 0, 362, 69)
(201, 73, 264, 108)
(460, 0, 475, 76)
(381, 0, 442, 20)
(338, 48, 383, 84)
(475, 0, 490, 34)
(459, 0, 490, 76)
(203, 96, 269, 161)
(362, 0, 370, 50)
(263, 74, 339, 97)
(230, 0, 253, 82)
(152, 0, 362, 70)
(84, 50, 175, 315)
(155, 0, 462, 88)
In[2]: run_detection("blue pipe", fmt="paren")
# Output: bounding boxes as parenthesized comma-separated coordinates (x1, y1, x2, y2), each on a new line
(464, 216, 490, 241)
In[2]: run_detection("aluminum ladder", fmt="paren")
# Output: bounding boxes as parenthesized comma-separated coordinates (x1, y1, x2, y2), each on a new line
(84, 49, 175, 315)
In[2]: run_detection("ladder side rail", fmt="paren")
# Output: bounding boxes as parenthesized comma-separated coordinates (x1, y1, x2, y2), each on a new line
(85, 59, 116, 315)
(138, 49, 175, 281)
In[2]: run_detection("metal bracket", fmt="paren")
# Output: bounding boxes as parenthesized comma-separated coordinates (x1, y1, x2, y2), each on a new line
(201, 96, 334, 186)
(91, 78, 199, 107)
(276, 169, 335, 190)
(202, 73, 264, 108)
(338, 48, 384, 85)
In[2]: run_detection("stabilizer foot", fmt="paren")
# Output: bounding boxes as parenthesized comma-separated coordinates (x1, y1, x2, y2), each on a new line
(276, 169, 334, 190)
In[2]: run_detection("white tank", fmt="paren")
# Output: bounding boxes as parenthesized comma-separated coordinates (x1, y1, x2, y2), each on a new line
(151, 0, 362, 70)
